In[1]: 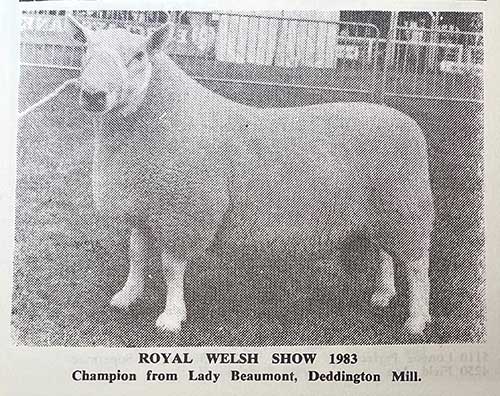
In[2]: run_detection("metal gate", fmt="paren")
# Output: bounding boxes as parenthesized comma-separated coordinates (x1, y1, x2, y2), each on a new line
(19, 11, 484, 104)
(381, 25, 483, 103)
(19, 10, 381, 100)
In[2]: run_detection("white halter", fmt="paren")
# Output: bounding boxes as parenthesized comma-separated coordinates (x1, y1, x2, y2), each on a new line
(80, 45, 151, 117)
(80, 46, 127, 107)
(119, 60, 152, 117)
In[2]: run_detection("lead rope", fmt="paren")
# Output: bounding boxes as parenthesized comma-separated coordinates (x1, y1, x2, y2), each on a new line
(18, 48, 127, 120)
(17, 78, 79, 119)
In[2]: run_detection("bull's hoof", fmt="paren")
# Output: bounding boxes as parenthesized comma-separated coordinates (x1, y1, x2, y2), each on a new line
(400, 314, 431, 343)
(400, 330, 427, 344)
(370, 287, 396, 308)
(155, 311, 185, 333)
(110, 286, 143, 309)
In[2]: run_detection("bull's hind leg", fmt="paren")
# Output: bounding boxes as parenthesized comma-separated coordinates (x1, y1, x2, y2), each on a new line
(403, 252, 431, 335)
(110, 228, 150, 308)
(155, 251, 187, 333)
(371, 249, 396, 307)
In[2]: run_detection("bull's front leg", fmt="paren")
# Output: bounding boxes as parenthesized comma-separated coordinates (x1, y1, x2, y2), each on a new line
(110, 228, 150, 308)
(155, 250, 187, 333)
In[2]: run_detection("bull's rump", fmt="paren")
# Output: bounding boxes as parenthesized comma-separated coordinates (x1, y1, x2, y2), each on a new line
(216, 102, 434, 260)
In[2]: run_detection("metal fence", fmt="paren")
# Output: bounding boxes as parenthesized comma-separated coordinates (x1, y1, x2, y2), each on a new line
(20, 10, 381, 100)
(19, 10, 483, 103)
(381, 26, 483, 102)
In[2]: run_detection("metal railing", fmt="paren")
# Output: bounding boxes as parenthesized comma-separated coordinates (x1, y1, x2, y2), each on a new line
(19, 11, 484, 103)
(381, 26, 483, 103)
(19, 10, 381, 100)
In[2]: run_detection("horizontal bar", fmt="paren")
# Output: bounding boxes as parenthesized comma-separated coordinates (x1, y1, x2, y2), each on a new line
(180, 76, 373, 95)
(20, 62, 81, 71)
(22, 63, 482, 103)
(392, 26, 483, 38)
(383, 91, 483, 103)
(19, 62, 373, 95)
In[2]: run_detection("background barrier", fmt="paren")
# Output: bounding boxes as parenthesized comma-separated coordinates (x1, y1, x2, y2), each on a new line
(19, 10, 483, 104)
(20, 10, 381, 101)
(382, 26, 483, 102)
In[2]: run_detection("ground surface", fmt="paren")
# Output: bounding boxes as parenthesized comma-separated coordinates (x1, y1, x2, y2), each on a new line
(11, 66, 484, 346)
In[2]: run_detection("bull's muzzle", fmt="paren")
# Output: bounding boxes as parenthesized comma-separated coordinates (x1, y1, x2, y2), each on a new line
(81, 89, 107, 113)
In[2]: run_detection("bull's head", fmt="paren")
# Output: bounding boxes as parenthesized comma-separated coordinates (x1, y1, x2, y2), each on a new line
(67, 15, 171, 115)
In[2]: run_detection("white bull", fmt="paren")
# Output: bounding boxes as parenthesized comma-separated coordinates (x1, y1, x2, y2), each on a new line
(66, 16, 434, 337)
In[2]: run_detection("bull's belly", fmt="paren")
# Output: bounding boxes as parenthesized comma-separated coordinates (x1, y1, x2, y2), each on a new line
(214, 224, 361, 259)
(213, 198, 369, 259)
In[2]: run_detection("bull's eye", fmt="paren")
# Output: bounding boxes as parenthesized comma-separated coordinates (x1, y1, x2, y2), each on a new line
(134, 51, 144, 61)
(126, 51, 146, 67)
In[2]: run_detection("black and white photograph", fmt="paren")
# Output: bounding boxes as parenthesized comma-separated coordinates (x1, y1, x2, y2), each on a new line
(12, 8, 485, 348)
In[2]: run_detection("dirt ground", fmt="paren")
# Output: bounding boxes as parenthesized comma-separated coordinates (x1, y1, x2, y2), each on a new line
(11, 67, 484, 346)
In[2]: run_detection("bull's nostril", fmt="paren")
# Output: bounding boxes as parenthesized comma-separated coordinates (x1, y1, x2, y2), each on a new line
(81, 90, 107, 112)
(94, 91, 107, 101)
(82, 90, 92, 101)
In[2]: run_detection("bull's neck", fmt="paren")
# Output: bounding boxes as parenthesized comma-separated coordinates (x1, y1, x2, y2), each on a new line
(94, 53, 203, 148)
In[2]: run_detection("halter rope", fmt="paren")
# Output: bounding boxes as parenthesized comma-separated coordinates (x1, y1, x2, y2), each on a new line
(17, 78, 79, 119)
(19, 47, 147, 119)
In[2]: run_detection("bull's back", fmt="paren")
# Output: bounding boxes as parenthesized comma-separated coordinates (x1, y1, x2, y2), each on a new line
(216, 102, 433, 258)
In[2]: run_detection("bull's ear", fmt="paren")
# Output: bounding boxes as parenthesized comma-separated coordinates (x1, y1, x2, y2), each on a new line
(145, 24, 175, 55)
(66, 14, 91, 43)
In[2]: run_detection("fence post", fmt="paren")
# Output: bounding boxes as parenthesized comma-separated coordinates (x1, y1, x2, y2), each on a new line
(386, 12, 398, 67)
(370, 30, 380, 102)
(426, 12, 439, 70)
(380, 11, 398, 103)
